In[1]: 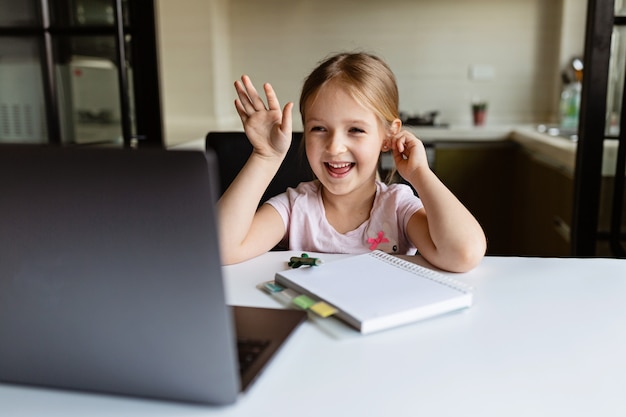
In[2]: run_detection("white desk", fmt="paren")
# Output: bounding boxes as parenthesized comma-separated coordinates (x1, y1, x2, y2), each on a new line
(2, 252, 626, 416)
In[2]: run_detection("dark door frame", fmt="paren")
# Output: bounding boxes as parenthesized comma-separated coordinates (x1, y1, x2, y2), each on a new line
(572, 0, 626, 257)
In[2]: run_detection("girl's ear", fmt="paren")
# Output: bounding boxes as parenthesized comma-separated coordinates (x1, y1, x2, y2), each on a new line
(390, 118, 402, 136)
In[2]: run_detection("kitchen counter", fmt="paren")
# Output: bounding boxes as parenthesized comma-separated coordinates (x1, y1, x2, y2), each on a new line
(406, 124, 577, 174)
(407, 125, 620, 177)
(508, 127, 577, 173)
(405, 125, 514, 142)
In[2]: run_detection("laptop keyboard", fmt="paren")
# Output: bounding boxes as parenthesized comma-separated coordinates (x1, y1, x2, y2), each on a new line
(237, 338, 270, 374)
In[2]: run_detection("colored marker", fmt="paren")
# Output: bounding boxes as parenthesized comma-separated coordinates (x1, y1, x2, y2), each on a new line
(288, 253, 324, 268)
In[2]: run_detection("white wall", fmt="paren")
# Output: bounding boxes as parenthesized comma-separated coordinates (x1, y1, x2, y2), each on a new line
(157, 0, 587, 147)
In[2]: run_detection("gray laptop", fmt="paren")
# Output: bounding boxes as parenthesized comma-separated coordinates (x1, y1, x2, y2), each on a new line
(0, 145, 306, 405)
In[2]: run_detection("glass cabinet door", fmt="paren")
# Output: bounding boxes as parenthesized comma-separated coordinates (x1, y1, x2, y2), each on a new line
(51, 0, 117, 26)
(0, 0, 39, 26)
(0, 1, 47, 144)
(0, 37, 48, 144)
(54, 35, 125, 145)
(0, 0, 157, 147)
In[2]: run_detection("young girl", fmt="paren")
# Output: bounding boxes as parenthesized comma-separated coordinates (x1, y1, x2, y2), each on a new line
(218, 52, 486, 272)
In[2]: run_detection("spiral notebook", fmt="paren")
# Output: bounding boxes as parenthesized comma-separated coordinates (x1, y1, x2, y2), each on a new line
(274, 251, 473, 334)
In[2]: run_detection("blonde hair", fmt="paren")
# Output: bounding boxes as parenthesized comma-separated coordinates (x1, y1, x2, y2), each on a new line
(299, 52, 400, 128)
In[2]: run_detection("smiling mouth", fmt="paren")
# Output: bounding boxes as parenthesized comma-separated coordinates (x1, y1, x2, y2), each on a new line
(325, 162, 354, 177)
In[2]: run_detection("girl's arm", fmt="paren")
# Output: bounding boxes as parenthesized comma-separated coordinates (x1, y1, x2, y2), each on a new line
(217, 76, 293, 265)
(390, 129, 487, 272)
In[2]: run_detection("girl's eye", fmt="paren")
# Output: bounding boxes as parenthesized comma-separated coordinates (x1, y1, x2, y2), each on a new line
(310, 126, 326, 132)
(349, 127, 365, 134)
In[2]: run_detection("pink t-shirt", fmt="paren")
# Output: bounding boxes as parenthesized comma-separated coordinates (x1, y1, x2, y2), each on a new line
(265, 180, 423, 255)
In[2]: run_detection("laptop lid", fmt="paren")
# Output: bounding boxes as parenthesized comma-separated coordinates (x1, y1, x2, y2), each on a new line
(0, 145, 244, 404)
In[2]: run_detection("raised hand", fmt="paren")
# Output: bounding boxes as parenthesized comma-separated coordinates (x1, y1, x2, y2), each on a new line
(218, 76, 296, 264)
(234, 75, 293, 159)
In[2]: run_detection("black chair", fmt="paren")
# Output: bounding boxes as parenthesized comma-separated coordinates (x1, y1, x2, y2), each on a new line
(205, 131, 314, 204)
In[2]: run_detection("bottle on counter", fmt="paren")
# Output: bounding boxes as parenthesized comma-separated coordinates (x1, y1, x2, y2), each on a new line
(560, 81, 581, 131)
(559, 59, 583, 132)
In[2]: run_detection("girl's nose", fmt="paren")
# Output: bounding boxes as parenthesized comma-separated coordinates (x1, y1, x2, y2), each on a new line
(326, 132, 347, 155)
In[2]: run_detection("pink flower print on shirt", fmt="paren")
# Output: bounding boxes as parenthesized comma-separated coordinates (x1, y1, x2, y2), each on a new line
(367, 231, 389, 251)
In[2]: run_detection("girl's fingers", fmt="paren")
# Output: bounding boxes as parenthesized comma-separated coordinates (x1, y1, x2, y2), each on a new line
(234, 99, 248, 122)
(241, 75, 267, 111)
(391, 132, 406, 155)
(234, 80, 255, 114)
(280, 102, 294, 136)
(234, 76, 285, 129)
(392, 131, 421, 154)
(264, 83, 281, 111)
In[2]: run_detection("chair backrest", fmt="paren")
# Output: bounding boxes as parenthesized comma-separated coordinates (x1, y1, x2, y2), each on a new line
(205, 131, 314, 204)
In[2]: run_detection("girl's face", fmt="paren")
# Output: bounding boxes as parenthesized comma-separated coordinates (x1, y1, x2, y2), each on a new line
(303, 81, 388, 199)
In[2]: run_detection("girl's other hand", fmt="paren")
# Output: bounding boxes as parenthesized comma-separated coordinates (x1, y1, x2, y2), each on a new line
(234, 75, 293, 159)
(390, 130, 429, 180)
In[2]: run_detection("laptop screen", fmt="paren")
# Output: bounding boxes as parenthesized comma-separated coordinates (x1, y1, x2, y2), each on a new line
(0, 146, 240, 404)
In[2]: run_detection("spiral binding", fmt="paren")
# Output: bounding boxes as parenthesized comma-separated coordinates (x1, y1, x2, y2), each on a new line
(370, 250, 473, 293)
